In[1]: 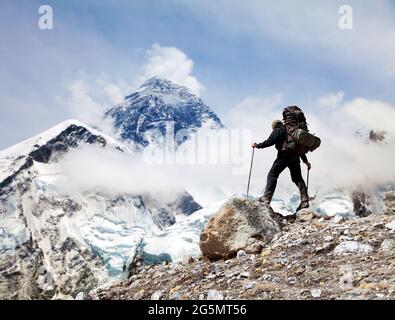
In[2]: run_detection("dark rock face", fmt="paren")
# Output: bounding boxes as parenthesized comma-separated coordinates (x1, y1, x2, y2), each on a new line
(151, 207, 176, 229)
(104, 77, 223, 147)
(0, 239, 47, 300)
(142, 191, 203, 229)
(0, 125, 108, 195)
(369, 130, 386, 143)
(30, 125, 107, 164)
(124, 241, 172, 278)
(169, 193, 203, 216)
(352, 191, 372, 217)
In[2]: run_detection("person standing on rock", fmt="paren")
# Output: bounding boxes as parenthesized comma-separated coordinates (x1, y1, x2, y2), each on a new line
(252, 119, 312, 212)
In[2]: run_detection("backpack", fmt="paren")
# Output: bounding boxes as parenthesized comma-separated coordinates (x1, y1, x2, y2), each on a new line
(282, 106, 321, 155)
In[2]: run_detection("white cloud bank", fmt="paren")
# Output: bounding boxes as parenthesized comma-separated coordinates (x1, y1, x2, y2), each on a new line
(138, 43, 204, 96)
(59, 89, 395, 210)
(225, 92, 395, 195)
(57, 73, 130, 137)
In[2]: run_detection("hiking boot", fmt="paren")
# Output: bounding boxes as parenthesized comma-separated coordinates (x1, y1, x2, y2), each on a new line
(258, 194, 272, 205)
(296, 201, 310, 212)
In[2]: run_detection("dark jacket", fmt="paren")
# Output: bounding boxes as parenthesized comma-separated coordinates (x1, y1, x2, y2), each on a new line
(256, 126, 308, 163)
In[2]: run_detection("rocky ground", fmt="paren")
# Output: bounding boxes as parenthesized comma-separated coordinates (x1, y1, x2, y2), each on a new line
(89, 201, 395, 300)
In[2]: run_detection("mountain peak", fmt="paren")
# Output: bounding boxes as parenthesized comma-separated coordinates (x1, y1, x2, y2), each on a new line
(106, 78, 223, 147)
(140, 76, 178, 90)
(124, 77, 193, 101)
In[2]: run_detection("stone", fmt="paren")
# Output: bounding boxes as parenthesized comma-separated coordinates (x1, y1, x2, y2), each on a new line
(169, 292, 181, 300)
(75, 292, 85, 300)
(207, 289, 224, 300)
(38, 266, 47, 275)
(380, 239, 395, 252)
(386, 220, 395, 231)
(333, 215, 344, 224)
(182, 256, 196, 265)
(151, 291, 163, 300)
(311, 289, 322, 298)
(297, 209, 317, 222)
(206, 273, 217, 280)
(245, 243, 263, 254)
(236, 250, 248, 260)
(333, 241, 374, 255)
(243, 283, 254, 290)
(315, 242, 333, 253)
(200, 198, 281, 261)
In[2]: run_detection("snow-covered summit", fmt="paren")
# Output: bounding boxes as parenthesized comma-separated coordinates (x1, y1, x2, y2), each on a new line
(134, 76, 196, 98)
(0, 119, 122, 186)
(104, 77, 223, 146)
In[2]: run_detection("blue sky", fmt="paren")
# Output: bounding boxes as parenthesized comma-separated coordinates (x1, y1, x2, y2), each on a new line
(1, 0, 395, 149)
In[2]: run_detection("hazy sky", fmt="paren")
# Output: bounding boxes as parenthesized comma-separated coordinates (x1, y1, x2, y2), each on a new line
(1, 0, 395, 149)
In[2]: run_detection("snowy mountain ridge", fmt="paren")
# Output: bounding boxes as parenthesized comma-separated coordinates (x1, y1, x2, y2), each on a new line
(0, 119, 122, 185)
(0, 118, 206, 299)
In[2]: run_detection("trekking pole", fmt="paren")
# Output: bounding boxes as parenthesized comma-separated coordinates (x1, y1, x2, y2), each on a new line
(306, 167, 310, 193)
(246, 147, 255, 198)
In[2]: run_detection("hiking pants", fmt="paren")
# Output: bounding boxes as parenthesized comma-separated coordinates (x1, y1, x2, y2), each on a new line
(263, 153, 309, 202)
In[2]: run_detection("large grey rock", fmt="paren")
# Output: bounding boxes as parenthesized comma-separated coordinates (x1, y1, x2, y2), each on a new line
(333, 241, 374, 255)
(200, 198, 281, 261)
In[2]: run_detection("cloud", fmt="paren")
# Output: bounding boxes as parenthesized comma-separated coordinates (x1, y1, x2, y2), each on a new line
(57, 42, 205, 139)
(57, 73, 130, 135)
(57, 89, 395, 214)
(60, 145, 185, 196)
(343, 98, 395, 136)
(222, 92, 395, 196)
(138, 43, 204, 96)
(224, 94, 284, 133)
(318, 92, 345, 109)
(306, 95, 395, 189)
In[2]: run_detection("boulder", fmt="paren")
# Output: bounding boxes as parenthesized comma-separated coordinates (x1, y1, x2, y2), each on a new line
(200, 198, 281, 261)
(296, 209, 318, 222)
(333, 241, 374, 255)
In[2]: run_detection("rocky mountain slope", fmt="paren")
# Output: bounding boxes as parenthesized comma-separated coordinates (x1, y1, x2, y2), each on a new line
(104, 77, 223, 147)
(0, 120, 203, 299)
(90, 196, 395, 300)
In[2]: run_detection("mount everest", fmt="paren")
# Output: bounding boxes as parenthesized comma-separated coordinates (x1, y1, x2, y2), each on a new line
(104, 77, 223, 147)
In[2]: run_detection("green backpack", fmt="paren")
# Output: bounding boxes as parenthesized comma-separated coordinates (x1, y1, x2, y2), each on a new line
(282, 106, 321, 155)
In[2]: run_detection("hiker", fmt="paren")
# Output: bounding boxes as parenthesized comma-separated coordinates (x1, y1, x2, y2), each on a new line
(252, 119, 312, 212)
